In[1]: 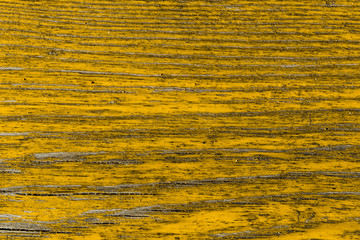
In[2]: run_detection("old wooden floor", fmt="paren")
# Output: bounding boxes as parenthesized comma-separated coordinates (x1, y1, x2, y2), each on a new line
(0, 0, 360, 239)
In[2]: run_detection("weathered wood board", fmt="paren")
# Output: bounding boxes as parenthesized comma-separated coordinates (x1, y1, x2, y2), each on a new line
(0, 0, 360, 239)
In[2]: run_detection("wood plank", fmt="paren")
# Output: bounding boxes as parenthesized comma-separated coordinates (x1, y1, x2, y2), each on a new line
(0, 0, 359, 239)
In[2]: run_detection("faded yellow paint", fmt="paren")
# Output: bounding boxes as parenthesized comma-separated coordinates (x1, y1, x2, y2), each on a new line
(1, 0, 360, 239)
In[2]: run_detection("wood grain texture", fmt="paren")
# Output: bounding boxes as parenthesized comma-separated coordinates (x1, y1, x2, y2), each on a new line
(0, 0, 360, 239)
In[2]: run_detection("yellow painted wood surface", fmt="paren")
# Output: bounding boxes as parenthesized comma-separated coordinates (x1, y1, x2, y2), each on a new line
(0, 0, 360, 239)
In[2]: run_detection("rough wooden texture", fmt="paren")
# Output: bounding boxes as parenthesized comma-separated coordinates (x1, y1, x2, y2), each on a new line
(0, 0, 360, 239)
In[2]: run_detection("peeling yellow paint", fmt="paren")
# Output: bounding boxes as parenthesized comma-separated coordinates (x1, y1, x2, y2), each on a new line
(0, 0, 360, 239)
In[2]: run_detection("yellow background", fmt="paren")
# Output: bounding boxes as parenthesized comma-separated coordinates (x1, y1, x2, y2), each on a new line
(0, 0, 359, 239)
